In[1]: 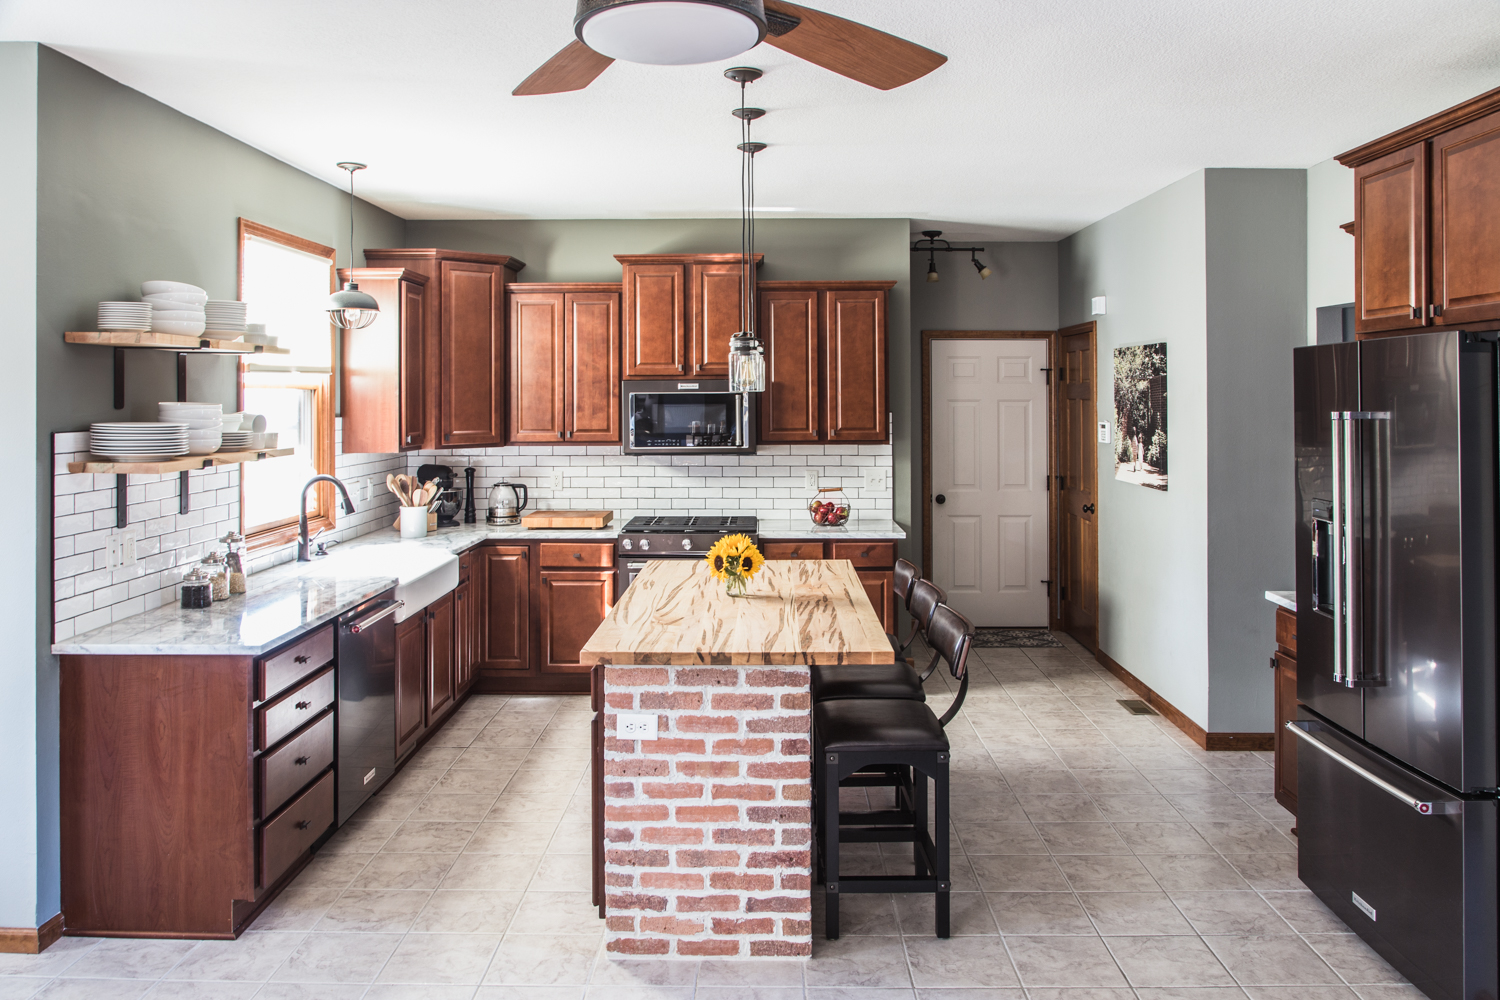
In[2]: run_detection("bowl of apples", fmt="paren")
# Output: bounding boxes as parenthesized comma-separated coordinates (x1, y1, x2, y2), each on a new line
(807, 486, 851, 528)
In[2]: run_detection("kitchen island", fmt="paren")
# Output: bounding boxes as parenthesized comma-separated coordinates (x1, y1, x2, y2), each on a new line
(581, 557, 891, 959)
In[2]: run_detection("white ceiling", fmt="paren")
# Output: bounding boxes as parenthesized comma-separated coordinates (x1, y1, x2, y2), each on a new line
(3, 0, 1499, 240)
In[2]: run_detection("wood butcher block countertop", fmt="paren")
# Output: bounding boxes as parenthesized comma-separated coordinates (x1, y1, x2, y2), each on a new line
(581, 558, 890, 666)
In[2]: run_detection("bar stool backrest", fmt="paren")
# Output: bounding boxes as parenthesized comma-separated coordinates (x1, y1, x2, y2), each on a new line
(894, 559, 919, 610)
(909, 580, 945, 634)
(927, 604, 975, 728)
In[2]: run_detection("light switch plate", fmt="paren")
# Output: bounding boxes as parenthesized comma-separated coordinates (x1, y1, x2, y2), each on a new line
(864, 469, 886, 492)
(1098, 421, 1112, 444)
(804, 471, 819, 491)
(618, 714, 659, 740)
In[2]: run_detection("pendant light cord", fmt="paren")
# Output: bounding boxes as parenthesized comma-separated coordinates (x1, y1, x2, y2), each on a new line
(348, 169, 356, 274)
(739, 80, 757, 337)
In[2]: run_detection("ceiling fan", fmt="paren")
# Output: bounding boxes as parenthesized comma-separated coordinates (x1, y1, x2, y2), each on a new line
(514, 0, 947, 96)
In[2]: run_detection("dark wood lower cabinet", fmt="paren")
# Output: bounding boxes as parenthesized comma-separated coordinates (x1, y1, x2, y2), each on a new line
(426, 592, 456, 722)
(857, 570, 896, 635)
(479, 545, 530, 676)
(591, 664, 606, 918)
(539, 571, 615, 675)
(455, 573, 475, 691)
(1272, 605, 1298, 818)
(762, 538, 898, 634)
(395, 614, 428, 759)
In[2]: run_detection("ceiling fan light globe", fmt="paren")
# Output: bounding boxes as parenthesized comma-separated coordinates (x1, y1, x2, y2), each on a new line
(577, 0, 766, 66)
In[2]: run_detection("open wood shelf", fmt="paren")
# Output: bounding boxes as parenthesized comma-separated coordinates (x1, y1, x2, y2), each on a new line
(67, 448, 294, 475)
(65, 331, 291, 355)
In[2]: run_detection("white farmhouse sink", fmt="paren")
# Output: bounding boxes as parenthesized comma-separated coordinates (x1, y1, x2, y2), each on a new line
(311, 543, 459, 622)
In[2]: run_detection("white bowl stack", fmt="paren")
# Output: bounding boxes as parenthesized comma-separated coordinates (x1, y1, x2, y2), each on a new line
(204, 301, 248, 336)
(89, 422, 190, 461)
(97, 302, 153, 332)
(159, 401, 223, 455)
(143, 281, 208, 336)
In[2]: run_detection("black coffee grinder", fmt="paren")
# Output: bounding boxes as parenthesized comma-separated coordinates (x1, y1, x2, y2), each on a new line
(416, 463, 463, 528)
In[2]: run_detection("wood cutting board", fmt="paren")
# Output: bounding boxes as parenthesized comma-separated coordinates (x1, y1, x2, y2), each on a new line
(521, 510, 614, 529)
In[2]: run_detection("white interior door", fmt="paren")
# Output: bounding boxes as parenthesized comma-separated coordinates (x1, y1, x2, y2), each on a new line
(931, 338, 1050, 626)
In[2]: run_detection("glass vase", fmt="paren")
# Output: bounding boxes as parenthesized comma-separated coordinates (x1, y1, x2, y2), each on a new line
(725, 572, 749, 598)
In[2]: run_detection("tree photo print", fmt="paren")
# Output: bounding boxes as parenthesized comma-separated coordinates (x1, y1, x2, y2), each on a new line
(1113, 343, 1168, 491)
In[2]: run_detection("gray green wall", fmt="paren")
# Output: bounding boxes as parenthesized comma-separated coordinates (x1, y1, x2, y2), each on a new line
(16, 44, 407, 927)
(1306, 157, 1355, 343)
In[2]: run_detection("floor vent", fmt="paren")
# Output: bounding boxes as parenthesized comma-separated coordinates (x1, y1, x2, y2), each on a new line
(1118, 699, 1158, 716)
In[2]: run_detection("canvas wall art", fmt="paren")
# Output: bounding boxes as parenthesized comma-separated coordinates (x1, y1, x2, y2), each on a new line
(1114, 342, 1168, 491)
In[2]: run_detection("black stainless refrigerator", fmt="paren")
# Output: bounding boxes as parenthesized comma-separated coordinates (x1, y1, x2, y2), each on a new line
(1293, 330, 1498, 1000)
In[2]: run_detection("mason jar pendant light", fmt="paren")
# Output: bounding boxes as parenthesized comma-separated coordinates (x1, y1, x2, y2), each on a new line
(727, 67, 766, 394)
(327, 162, 381, 330)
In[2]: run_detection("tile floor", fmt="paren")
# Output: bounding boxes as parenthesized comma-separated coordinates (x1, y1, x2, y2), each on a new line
(0, 633, 1425, 999)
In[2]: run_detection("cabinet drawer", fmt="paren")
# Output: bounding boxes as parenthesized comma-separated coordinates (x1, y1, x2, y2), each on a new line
(258, 769, 334, 890)
(1276, 606, 1297, 655)
(258, 710, 334, 820)
(459, 550, 472, 580)
(830, 541, 896, 568)
(256, 667, 335, 751)
(257, 625, 334, 701)
(540, 542, 614, 568)
(763, 541, 823, 560)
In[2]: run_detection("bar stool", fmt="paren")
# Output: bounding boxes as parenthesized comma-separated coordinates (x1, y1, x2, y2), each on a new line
(888, 558, 919, 651)
(811, 579, 947, 703)
(813, 605, 975, 939)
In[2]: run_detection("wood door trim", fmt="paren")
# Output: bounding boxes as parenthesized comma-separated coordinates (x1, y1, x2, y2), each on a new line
(1053, 321, 1097, 638)
(920, 329, 1056, 596)
(1094, 646, 1274, 752)
(1338, 85, 1500, 167)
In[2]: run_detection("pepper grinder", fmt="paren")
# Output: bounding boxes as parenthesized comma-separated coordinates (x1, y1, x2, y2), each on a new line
(463, 466, 477, 524)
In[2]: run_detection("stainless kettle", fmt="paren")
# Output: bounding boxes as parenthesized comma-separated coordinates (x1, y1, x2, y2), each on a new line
(486, 481, 528, 525)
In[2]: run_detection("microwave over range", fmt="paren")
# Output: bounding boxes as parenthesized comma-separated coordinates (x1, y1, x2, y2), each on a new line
(622, 380, 757, 455)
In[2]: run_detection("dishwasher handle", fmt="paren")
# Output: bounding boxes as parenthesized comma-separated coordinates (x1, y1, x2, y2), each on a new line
(1286, 721, 1458, 815)
(346, 600, 403, 634)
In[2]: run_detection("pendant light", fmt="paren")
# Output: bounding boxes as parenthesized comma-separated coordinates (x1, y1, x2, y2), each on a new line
(327, 162, 380, 331)
(727, 67, 766, 394)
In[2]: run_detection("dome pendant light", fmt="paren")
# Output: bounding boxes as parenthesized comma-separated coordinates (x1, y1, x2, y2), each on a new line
(727, 67, 766, 394)
(327, 162, 380, 331)
(575, 0, 767, 66)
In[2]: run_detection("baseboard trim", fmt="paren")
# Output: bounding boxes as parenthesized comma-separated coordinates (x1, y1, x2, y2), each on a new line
(0, 913, 63, 954)
(1094, 648, 1273, 752)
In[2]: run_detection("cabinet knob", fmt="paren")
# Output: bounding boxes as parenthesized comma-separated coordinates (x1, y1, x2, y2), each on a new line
(294, 756, 310, 765)
(295, 819, 311, 830)
(859, 549, 870, 558)
(294, 655, 310, 664)
(295, 701, 311, 710)
(574, 552, 583, 560)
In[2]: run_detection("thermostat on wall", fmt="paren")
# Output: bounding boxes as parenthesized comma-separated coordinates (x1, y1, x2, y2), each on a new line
(1092, 296, 1107, 315)
(1098, 421, 1112, 444)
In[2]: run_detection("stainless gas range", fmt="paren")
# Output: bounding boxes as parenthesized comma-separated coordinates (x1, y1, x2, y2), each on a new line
(616, 515, 759, 590)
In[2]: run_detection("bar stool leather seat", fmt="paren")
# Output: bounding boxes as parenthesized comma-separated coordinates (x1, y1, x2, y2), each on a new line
(811, 662, 925, 703)
(814, 698, 949, 752)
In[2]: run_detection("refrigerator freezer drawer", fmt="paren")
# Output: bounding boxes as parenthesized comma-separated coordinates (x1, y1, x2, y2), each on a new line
(1295, 714, 1496, 1000)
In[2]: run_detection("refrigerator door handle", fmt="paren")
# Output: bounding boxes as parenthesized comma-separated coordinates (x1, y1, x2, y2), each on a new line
(1285, 721, 1459, 815)
(1331, 411, 1347, 685)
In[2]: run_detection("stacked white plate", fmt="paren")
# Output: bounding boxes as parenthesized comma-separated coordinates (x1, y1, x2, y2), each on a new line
(97, 302, 153, 332)
(143, 281, 208, 336)
(159, 402, 223, 454)
(220, 430, 255, 451)
(89, 422, 190, 461)
(204, 301, 247, 334)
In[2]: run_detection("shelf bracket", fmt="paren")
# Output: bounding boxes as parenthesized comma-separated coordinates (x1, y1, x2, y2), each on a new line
(180, 470, 191, 514)
(113, 348, 125, 410)
(116, 474, 127, 528)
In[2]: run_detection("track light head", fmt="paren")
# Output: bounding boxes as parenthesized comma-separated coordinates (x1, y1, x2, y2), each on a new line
(926, 257, 940, 283)
(972, 255, 992, 279)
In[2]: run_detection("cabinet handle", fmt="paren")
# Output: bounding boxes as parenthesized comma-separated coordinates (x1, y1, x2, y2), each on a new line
(1410, 305, 1421, 320)
(295, 819, 311, 830)
(574, 552, 583, 560)
(406, 433, 418, 444)
(294, 655, 310, 664)
(295, 701, 311, 710)
(1430, 303, 1444, 319)
(859, 549, 870, 558)
(1270, 656, 1278, 670)
(295, 755, 310, 765)
(558, 431, 564, 439)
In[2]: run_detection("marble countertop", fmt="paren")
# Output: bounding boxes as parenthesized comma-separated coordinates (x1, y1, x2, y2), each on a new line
(1265, 590, 1296, 612)
(53, 516, 906, 657)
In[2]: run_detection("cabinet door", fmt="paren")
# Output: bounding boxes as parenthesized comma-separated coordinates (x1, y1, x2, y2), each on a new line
(427, 592, 456, 722)
(623, 263, 686, 378)
(509, 291, 566, 444)
(539, 571, 615, 674)
(1274, 651, 1299, 816)
(481, 546, 530, 674)
(395, 614, 427, 757)
(1431, 109, 1500, 326)
(1354, 142, 1429, 334)
(857, 569, 896, 635)
(565, 292, 621, 442)
(825, 290, 887, 441)
(440, 261, 505, 446)
(455, 577, 474, 692)
(759, 288, 820, 442)
(399, 278, 428, 449)
(690, 262, 745, 378)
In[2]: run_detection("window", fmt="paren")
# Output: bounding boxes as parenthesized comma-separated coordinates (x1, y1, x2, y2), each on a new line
(237, 219, 337, 546)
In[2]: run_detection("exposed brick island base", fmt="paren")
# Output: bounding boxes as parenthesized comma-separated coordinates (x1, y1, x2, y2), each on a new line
(581, 558, 891, 959)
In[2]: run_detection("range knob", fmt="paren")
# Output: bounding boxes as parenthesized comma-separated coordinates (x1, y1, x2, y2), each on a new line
(681, 538, 693, 551)
(640, 539, 650, 551)
(621, 538, 633, 551)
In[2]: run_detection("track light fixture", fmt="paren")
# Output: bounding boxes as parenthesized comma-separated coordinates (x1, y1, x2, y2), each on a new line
(911, 230, 991, 283)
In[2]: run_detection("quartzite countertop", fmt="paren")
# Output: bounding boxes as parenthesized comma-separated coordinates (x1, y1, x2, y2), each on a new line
(581, 557, 892, 666)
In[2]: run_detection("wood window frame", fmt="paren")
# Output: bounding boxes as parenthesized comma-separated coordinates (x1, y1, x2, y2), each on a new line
(236, 218, 338, 550)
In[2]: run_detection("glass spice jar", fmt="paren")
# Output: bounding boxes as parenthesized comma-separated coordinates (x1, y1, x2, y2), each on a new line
(201, 552, 229, 601)
(180, 567, 213, 609)
(221, 531, 246, 595)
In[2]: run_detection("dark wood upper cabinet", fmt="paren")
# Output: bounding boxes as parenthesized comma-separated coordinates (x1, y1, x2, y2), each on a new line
(1432, 107, 1500, 326)
(759, 287, 820, 443)
(1352, 143, 1428, 335)
(825, 288, 887, 442)
(338, 268, 429, 453)
(621, 261, 686, 378)
(566, 291, 622, 442)
(690, 261, 747, 378)
(479, 545, 530, 675)
(361, 248, 524, 448)
(395, 613, 427, 758)
(508, 290, 566, 443)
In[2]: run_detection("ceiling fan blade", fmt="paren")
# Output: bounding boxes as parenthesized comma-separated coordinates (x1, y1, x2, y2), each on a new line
(513, 40, 615, 96)
(762, 0, 946, 90)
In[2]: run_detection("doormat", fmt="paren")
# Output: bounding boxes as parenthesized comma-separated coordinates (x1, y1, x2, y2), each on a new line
(971, 628, 1064, 648)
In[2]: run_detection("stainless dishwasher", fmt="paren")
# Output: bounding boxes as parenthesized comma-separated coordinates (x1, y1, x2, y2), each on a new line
(336, 591, 401, 825)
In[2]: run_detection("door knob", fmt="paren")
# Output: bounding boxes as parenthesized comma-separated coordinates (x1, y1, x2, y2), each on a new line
(1082, 503, 1096, 514)
(935, 495, 946, 505)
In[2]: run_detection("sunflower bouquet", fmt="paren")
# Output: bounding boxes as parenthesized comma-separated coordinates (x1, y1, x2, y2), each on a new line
(705, 533, 764, 598)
